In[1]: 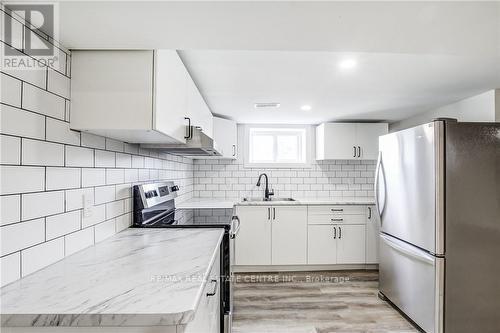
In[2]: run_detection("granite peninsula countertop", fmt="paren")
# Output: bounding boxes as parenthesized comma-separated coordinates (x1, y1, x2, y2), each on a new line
(176, 197, 375, 209)
(0, 228, 224, 327)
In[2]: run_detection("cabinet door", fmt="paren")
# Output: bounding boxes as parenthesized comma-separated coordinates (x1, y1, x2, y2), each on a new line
(337, 224, 366, 264)
(154, 50, 189, 144)
(213, 117, 237, 159)
(307, 225, 337, 264)
(365, 205, 380, 264)
(316, 123, 357, 160)
(235, 206, 271, 265)
(272, 206, 307, 265)
(187, 77, 213, 139)
(356, 123, 388, 160)
(71, 50, 154, 133)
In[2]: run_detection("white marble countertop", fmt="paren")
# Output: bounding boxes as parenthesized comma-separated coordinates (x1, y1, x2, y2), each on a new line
(177, 197, 374, 209)
(0, 228, 224, 327)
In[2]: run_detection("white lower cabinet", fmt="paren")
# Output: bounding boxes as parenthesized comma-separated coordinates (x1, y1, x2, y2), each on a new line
(182, 247, 221, 333)
(235, 206, 307, 265)
(308, 224, 365, 264)
(307, 225, 337, 264)
(272, 206, 307, 265)
(336, 225, 366, 264)
(365, 205, 380, 264)
(235, 206, 272, 265)
(235, 204, 376, 267)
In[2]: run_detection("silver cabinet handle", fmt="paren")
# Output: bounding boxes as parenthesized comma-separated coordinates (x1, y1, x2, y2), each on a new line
(368, 207, 372, 220)
(333, 226, 337, 239)
(268, 207, 271, 221)
(331, 208, 343, 212)
(232, 144, 236, 156)
(353, 146, 356, 157)
(207, 279, 218, 296)
(339, 226, 342, 239)
(357, 146, 361, 158)
(273, 207, 276, 220)
(184, 117, 192, 139)
(331, 218, 343, 222)
(230, 215, 240, 239)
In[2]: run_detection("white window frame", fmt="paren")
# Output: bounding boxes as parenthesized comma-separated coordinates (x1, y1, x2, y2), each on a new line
(243, 124, 312, 168)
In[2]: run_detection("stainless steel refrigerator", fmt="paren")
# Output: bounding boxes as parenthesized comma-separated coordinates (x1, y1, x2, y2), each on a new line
(376, 119, 500, 333)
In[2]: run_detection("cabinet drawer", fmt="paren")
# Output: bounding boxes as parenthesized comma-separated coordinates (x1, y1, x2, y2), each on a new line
(308, 214, 366, 225)
(308, 205, 366, 216)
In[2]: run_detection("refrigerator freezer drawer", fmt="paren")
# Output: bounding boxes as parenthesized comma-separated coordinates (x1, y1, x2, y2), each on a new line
(379, 234, 443, 333)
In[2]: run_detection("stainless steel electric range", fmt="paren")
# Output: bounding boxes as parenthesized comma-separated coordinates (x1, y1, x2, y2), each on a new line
(132, 181, 239, 333)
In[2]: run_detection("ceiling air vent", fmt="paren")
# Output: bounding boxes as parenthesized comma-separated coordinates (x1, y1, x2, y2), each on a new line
(254, 102, 281, 109)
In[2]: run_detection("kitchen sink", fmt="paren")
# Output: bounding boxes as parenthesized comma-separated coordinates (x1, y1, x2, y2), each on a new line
(242, 197, 296, 202)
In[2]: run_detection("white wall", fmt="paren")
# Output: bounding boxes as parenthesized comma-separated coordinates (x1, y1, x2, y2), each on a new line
(0, 8, 193, 287)
(390, 89, 499, 131)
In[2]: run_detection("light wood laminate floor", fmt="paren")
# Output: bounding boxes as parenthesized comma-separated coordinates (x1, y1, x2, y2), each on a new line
(232, 270, 418, 333)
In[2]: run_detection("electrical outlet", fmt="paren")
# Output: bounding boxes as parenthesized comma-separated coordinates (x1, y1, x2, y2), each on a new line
(83, 193, 93, 218)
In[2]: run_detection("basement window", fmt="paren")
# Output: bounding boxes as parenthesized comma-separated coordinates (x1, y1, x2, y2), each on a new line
(244, 125, 311, 168)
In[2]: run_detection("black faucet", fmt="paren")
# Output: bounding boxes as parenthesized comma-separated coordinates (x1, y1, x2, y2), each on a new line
(256, 173, 274, 200)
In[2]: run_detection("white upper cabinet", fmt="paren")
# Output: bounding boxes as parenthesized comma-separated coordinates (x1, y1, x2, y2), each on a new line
(70, 50, 213, 144)
(316, 123, 388, 160)
(213, 117, 237, 159)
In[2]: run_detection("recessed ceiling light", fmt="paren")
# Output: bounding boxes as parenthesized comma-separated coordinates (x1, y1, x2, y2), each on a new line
(338, 59, 357, 70)
(301, 105, 312, 111)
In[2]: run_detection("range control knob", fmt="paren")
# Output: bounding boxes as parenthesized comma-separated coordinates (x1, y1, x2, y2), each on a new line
(171, 185, 179, 192)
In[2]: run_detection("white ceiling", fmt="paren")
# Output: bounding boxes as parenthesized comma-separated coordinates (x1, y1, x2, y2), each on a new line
(179, 50, 500, 124)
(55, 1, 500, 124)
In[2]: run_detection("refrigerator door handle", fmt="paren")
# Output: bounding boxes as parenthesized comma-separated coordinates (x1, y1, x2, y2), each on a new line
(380, 234, 435, 265)
(375, 151, 386, 219)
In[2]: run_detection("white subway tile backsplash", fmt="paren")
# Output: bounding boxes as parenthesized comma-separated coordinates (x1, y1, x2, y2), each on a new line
(65, 146, 94, 167)
(65, 227, 94, 256)
(115, 184, 131, 200)
(116, 213, 132, 232)
(1, 73, 21, 107)
(22, 139, 64, 166)
(81, 168, 106, 187)
(0, 166, 45, 195)
(65, 187, 93, 211)
(47, 68, 70, 98)
(22, 84, 65, 120)
(0, 195, 20, 225)
(0, 218, 45, 256)
(106, 169, 124, 184)
(81, 132, 105, 149)
(105, 138, 124, 152)
(46, 210, 81, 240)
(0, 50, 46, 89)
(124, 169, 139, 182)
(116, 153, 132, 168)
(21, 238, 64, 276)
(131, 155, 144, 168)
(46, 118, 80, 145)
(0, 134, 20, 164)
(106, 200, 125, 219)
(0, 105, 45, 139)
(82, 204, 106, 228)
(46, 167, 81, 190)
(0, 252, 20, 287)
(95, 185, 116, 205)
(22, 191, 64, 220)
(95, 219, 116, 243)
(95, 150, 115, 168)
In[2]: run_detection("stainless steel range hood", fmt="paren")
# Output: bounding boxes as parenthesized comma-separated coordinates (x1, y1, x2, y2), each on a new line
(141, 127, 222, 157)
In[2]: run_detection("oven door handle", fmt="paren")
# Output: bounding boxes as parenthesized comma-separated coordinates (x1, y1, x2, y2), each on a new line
(230, 215, 240, 239)
(141, 210, 173, 226)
